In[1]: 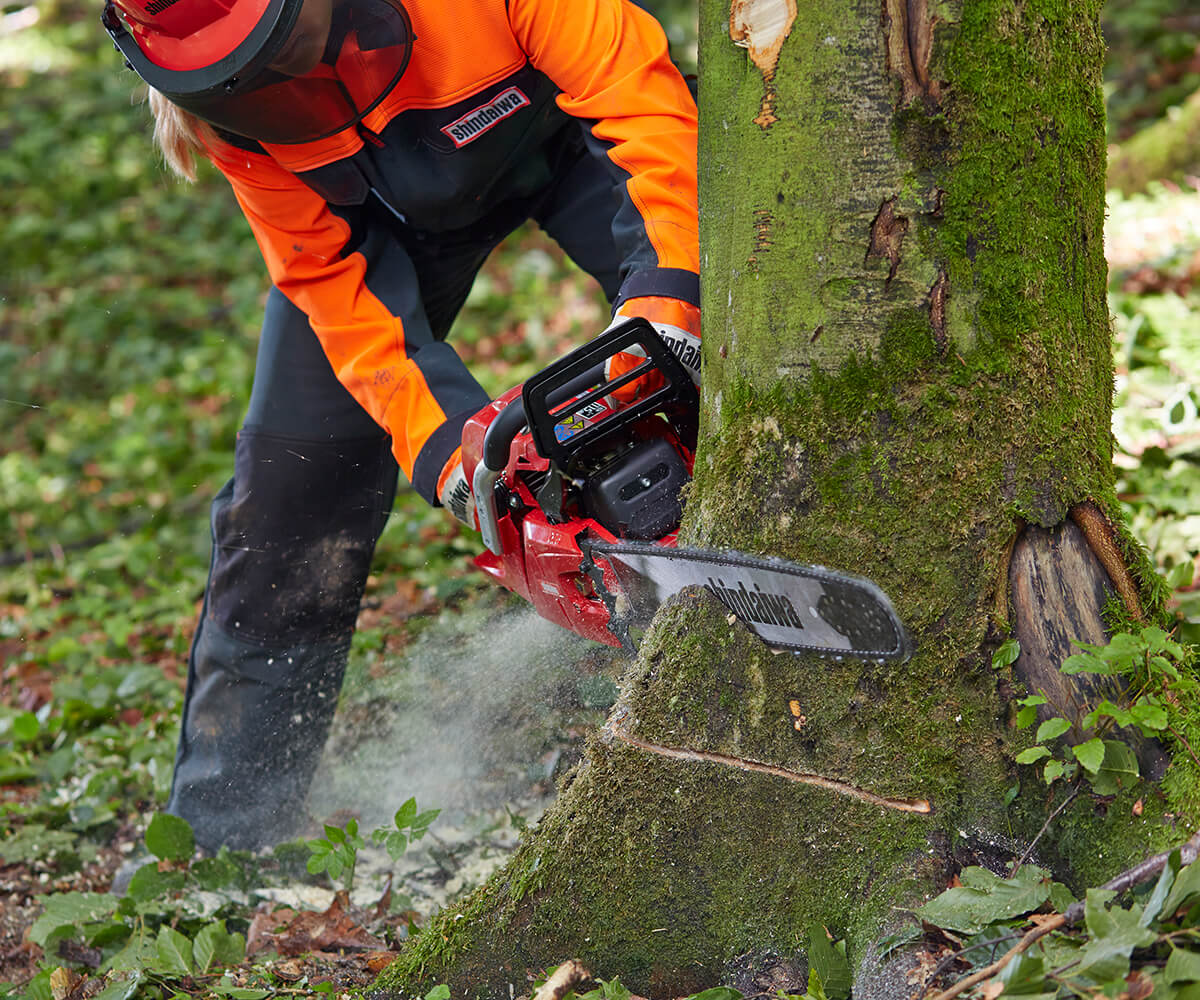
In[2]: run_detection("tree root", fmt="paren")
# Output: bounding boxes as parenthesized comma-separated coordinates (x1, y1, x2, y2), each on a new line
(927, 827, 1200, 1000)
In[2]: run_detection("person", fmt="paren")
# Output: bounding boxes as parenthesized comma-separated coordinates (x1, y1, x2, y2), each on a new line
(101, 0, 701, 853)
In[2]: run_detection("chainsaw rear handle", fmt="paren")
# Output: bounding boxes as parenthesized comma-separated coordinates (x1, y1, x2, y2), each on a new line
(473, 361, 606, 555)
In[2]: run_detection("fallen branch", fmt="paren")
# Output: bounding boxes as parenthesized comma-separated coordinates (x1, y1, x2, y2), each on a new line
(928, 827, 1200, 1000)
(533, 960, 592, 1000)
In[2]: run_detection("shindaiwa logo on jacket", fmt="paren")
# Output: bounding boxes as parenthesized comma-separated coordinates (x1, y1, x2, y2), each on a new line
(441, 87, 530, 147)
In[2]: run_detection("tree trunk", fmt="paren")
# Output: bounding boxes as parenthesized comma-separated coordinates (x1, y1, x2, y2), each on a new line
(374, 2, 1199, 996)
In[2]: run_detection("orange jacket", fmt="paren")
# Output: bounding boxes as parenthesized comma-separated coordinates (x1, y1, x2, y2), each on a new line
(205, 0, 698, 504)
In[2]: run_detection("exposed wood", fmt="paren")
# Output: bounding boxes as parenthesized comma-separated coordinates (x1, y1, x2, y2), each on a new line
(1009, 518, 1167, 779)
(728, 0, 796, 127)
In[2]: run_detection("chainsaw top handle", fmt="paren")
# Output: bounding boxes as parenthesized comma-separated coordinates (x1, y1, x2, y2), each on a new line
(472, 317, 698, 555)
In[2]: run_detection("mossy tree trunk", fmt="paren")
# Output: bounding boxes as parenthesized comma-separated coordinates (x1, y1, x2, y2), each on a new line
(375, 2, 1198, 997)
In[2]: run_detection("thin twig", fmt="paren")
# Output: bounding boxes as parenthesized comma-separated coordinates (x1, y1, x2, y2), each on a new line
(1010, 782, 1082, 877)
(927, 828, 1200, 1000)
(916, 932, 1025, 999)
(1169, 726, 1200, 771)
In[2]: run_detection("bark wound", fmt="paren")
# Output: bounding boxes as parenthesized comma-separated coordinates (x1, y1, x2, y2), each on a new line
(866, 197, 908, 284)
(750, 208, 774, 266)
(729, 0, 797, 128)
(929, 270, 948, 353)
(1008, 516, 1166, 780)
(611, 721, 932, 814)
(882, 0, 939, 106)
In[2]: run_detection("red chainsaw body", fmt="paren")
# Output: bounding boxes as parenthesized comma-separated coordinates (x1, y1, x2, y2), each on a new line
(460, 380, 689, 648)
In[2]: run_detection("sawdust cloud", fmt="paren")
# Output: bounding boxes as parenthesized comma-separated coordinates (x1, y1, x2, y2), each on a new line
(309, 600, 622, 828)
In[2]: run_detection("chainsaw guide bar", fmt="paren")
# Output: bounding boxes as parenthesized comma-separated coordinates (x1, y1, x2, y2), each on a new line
(583, 540, 912, 662)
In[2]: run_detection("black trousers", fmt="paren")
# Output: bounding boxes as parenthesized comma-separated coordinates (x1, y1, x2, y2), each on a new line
(168, 144, 623, 851)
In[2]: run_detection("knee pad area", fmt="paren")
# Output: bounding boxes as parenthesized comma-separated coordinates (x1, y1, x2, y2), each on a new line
(207, 431, 396, 645)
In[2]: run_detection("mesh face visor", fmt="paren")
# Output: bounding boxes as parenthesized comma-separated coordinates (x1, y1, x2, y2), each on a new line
(104, 0, 414, 144)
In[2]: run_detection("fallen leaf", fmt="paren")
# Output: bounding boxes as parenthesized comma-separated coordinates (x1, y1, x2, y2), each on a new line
(247, 896, 385, 957)
(367, 950, 399, 972)
(273, 959, 303, 982)
(50, 967, 80, 1000)
(1124, 969, 1154, 999)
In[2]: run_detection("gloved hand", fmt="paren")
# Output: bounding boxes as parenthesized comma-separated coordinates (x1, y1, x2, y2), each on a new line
(437, 445, 476, 528)
(604, 296, 701, 404)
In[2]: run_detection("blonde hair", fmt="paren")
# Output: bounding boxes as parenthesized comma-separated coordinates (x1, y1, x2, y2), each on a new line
(148, 88, 217, 182)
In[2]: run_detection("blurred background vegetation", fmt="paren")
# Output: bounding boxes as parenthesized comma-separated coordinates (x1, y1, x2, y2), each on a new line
(2, 0, 1200, 991)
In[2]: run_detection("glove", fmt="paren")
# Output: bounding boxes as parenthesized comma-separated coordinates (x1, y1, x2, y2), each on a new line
(436, 445, 476, 528)
(604, 296, 701, 404)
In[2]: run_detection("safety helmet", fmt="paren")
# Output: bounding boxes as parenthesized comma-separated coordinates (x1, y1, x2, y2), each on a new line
(102, 0, 414, 144)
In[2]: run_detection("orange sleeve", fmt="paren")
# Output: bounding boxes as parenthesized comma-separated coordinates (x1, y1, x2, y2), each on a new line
(205, 141, 476, 487)
(508, 0, 699, 287)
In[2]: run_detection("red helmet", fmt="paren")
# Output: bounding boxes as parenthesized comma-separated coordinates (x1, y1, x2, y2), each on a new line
(102, 0, 414, 144)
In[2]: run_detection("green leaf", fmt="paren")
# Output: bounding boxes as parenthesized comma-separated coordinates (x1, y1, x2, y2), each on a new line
(1015, 705, 1039, 728)
(686, 990, 742, 1000)
(28, 892, 116, 947)
(104, 931, 159, 974)
(1035, 717, 1071, 742)
(1015, 746, 1051, 764)
(144, 813, 195, 863)
(1166, 560, 1195, 590)
(1072, 737, 1106, 773)
(127, 863, 186, 903)
(154, 925, 193, 977)
(194, 922, 245, 974)
(1074, 889, 1157, 981)
(1140, 851, 1180, 927)
(424, 986, 451, 1000)
(395, 798, 418, 828)
(323, 824, 345, 844)
(1061, 651, 1108, 675)
(913, 865, 1052, 934)
(599, 978, 632, 1000)
(1088, 740, 1140, 796)
(992, 639, 1021, 670)
(212, 976, 272, 999)
(997, 949, 1046, 993)
(1048, 881, 1076, 913)
(806, 925, 850, 1000)
(10, 712, 40, 744)
(1130, 701, 1169, 732)
(1166, 947, 1200, 984)
(1043, 758, 1070, 784)
(1084, 700, 1134, 729)
(1162, 859, 1200, 918)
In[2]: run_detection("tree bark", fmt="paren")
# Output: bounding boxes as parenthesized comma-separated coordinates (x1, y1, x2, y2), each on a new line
(373, 2, 1200, 996)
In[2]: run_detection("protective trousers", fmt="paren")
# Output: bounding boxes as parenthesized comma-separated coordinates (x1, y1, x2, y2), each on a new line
(167, 140, 622, 852)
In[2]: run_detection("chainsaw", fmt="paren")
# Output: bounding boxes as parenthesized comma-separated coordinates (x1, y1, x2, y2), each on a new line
(461, 318, 911, 661)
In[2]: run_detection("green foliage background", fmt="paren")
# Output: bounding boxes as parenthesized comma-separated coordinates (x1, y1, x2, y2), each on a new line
(1, 0, 1200, 995)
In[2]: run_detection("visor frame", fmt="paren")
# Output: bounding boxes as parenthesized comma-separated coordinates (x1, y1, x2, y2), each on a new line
(104, 0, 415, 145)
(104, 0, 299, 98)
